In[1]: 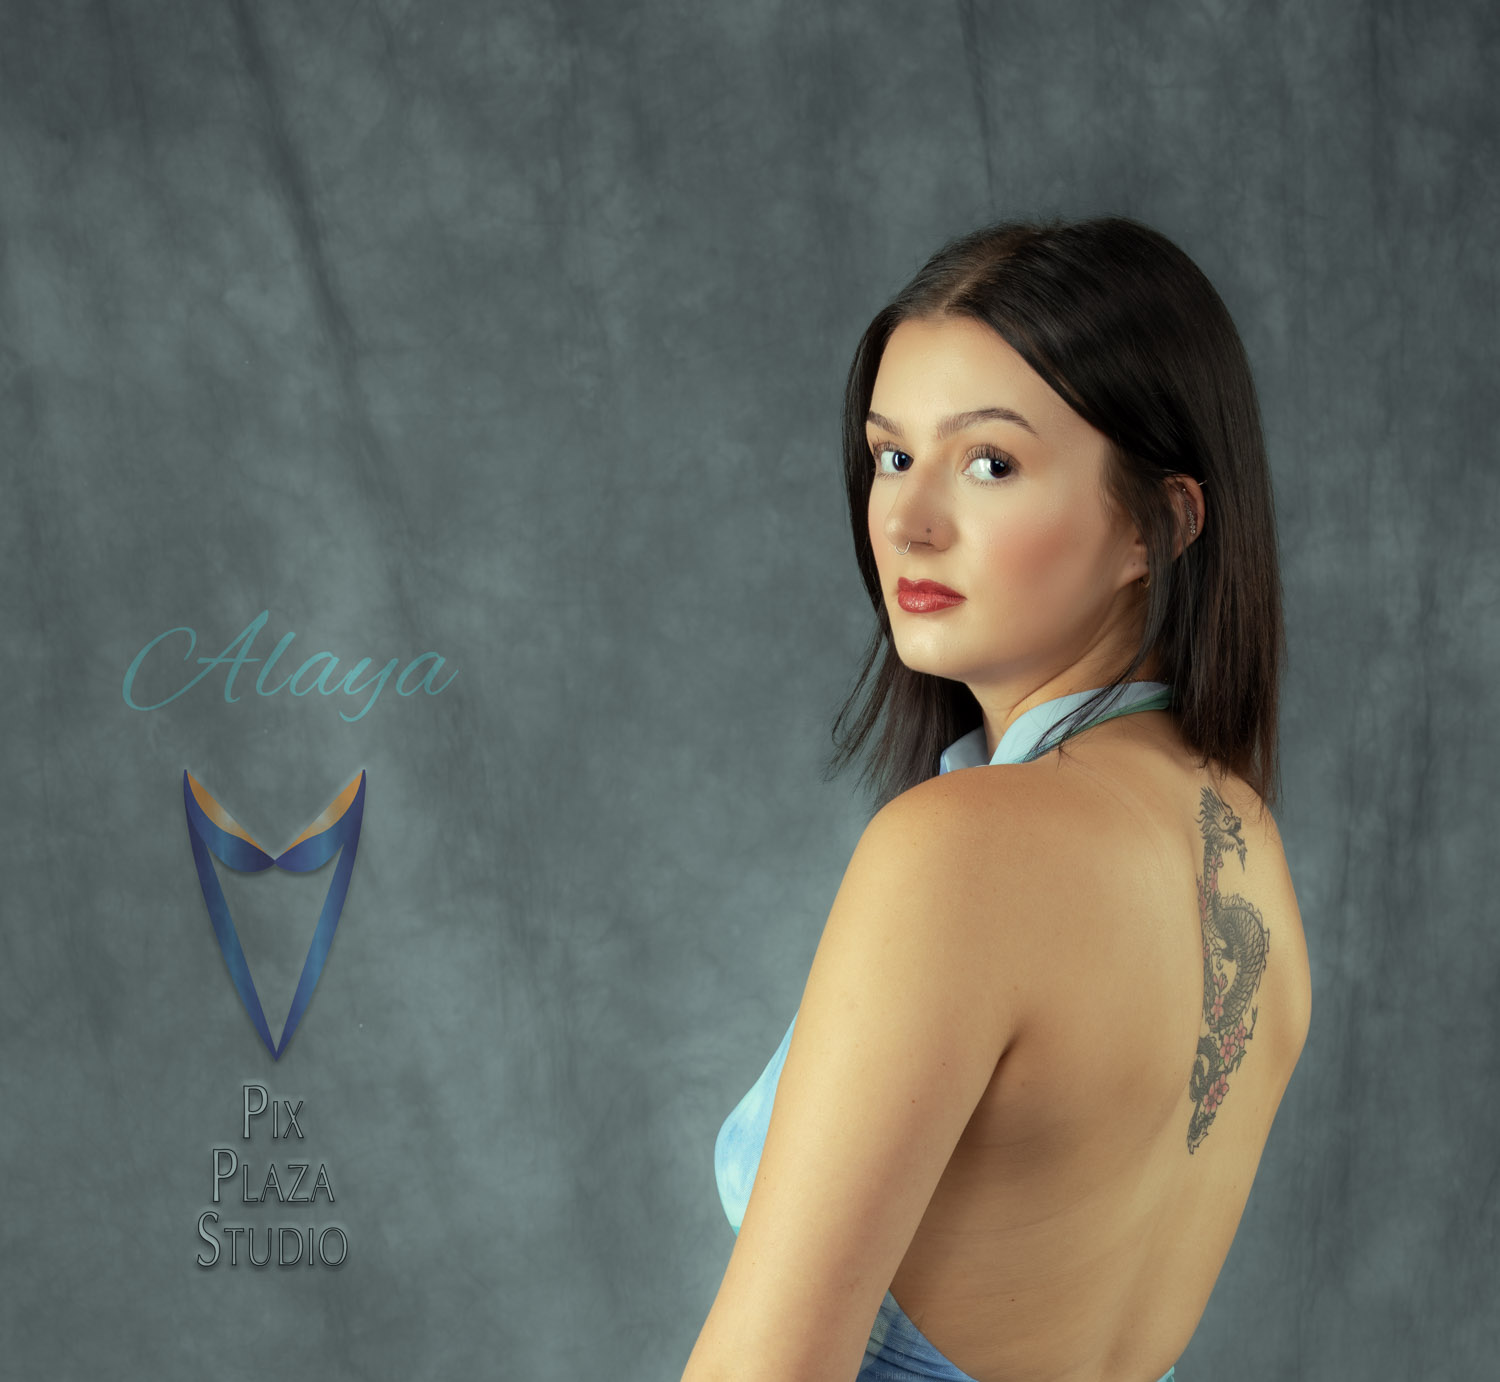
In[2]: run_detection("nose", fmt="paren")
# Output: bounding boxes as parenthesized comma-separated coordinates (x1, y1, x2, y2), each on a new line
(878, 466, 952, 553)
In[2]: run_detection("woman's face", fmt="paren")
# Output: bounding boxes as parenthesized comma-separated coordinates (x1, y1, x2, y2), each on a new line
(865, 314, 1147, 709)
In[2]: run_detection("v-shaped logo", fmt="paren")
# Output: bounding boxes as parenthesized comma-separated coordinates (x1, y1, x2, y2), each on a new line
(183, 770, 366, 1060)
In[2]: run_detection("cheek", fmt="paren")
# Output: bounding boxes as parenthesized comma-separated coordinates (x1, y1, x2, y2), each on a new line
(974, 503, 1103, 598)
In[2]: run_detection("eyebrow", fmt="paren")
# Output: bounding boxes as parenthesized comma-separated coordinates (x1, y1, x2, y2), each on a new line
(866, 407, 1039, 440)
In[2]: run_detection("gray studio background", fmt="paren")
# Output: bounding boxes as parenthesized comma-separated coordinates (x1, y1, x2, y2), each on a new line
(2, 1, 1494, 1378)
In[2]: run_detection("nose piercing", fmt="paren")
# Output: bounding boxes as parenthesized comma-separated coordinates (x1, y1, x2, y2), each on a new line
(892, 541, 911, 555)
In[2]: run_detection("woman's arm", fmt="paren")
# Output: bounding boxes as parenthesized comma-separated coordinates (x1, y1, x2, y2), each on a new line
(680, 771, 1036, 1382)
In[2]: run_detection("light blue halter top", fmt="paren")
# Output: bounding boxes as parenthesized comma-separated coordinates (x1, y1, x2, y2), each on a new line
(713, 681, 1179, 1382)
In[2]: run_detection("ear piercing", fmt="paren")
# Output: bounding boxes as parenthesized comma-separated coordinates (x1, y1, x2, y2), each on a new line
(1142, 481, 1201, 587)
(1182, 483, 1198, 539)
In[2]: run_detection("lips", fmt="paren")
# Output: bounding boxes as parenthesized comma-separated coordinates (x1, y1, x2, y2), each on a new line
(896, 577, 965, 613)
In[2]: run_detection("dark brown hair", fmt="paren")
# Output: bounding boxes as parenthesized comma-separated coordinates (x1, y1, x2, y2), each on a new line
(826, 216, 1284, 809)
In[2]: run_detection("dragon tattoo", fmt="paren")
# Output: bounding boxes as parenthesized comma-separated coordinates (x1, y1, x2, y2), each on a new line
(1187, 787, 1271, 1153)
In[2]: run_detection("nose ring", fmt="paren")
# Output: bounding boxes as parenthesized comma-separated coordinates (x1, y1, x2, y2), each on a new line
(892, 541, 911, 555)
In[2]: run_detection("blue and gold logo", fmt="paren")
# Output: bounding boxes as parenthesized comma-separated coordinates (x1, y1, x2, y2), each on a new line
(183, 771, 366, 1060)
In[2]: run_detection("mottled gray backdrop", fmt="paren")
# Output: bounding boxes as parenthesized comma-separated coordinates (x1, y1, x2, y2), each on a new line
(3, 1, 1494, 1378)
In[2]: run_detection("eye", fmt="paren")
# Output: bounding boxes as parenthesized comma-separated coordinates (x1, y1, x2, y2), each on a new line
(871, 443, 913, 476)
(962, 448, 1016, 483)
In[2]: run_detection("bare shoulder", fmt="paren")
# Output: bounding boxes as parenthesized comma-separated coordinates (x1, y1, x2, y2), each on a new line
(867, 763, 1103, 880)
(906, 754, 1182, 865)
(862, 762, 1146, 953)
(869, 748, 1304, 964)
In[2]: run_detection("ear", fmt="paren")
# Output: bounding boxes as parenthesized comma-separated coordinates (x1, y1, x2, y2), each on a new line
(1118, 474, 1208, 590)
(1118, 503, 1150, 591)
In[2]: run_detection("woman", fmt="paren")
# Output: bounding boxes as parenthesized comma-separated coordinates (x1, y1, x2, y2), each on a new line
(680, 217, 1312, 1382)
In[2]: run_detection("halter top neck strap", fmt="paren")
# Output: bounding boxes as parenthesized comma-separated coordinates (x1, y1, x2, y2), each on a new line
(938, 680, 1174, 774)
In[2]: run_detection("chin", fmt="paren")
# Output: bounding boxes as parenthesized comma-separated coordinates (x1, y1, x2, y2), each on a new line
(888, 636, 964, 682)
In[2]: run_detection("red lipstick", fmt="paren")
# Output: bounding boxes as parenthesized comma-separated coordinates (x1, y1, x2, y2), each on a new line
(896, 577, 965, 613)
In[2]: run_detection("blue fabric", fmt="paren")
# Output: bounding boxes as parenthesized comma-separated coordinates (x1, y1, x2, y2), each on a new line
(712, 682, 1179, 1382)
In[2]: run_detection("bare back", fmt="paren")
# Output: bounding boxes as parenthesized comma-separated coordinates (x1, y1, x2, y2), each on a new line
(887, 710, 1311, 1382)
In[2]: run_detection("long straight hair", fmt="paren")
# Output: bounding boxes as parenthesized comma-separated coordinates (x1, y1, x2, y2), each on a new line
(826, 217, 1285, 810)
